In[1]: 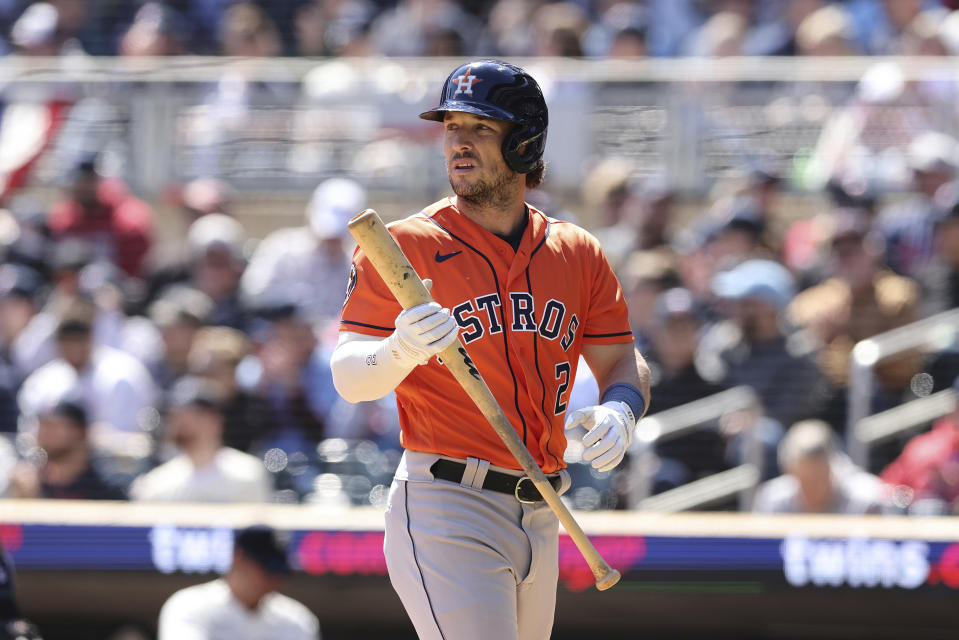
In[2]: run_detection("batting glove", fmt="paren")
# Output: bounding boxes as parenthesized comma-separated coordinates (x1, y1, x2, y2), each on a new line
(388, 302, 459, 367)
(564, 401, 635, 472)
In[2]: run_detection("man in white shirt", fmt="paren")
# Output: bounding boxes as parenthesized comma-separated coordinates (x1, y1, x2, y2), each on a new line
(752, 419, 883, 515)
(158, 525, 320, 640)
(130, 377, 271, 502)
(17, 296, 157, 457)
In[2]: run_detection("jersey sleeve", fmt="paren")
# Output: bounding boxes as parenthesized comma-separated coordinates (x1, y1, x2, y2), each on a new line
(339, 246, 403, 337)
(581, 234, 633, 345)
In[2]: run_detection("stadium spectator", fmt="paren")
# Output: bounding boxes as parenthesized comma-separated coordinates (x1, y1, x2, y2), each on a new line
(130, 376, 271, 503)
(647, 288, 726, 412)
(530, 2, 589, 57)
(880, 375, 959, 515)
(582, 2, 647, 58)
(619, 249, 682, 354)
(0, 264, 45, 432)
(157, 525, 320, 640)
(789, 209, 922, 425)
(181, 177, 235, 221)
(701, 259, 821, 430)
(143, 286, 214, 393)
(118, 3, 187, 57)
(918, 184, 959, 315)
(140, 178, 235, 313)
(879, 131, 959, 278)
(368, 0, 485, 57)
(10, 1, 79, 56)
(645, 287, 728, 492)
(594, 175, 677, 272)
(241, 177, 366, 329)
(17, 296, 158, 451)
(219, 2, 281, 57)
(782, 174, 879, 282)
(752, 419, 883, 514)
(5, 398, 126, 500)
(707, 195, 775, 268)
(238, 302, 334, 461)
(184, 214, 251, 332)
(294, 0, 374, 57)
(685, 10, 747, 57)
(793, 3, 860, 57)
(46, 154, 154, 279)
(187, 326, 271, 455)
(845, 0, 944, 56)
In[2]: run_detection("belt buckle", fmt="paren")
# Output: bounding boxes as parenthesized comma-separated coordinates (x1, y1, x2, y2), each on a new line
(514, 476, 542, 504)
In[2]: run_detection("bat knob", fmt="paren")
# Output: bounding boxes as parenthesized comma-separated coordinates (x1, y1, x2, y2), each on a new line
(595, 569, 621, 591)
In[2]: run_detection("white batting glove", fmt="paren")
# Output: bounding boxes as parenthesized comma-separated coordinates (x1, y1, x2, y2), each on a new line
(564, 401, 635, 472)
(387, 301, 459, 367)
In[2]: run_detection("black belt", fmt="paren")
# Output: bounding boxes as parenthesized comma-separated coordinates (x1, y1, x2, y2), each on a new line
(430, 459, 561, 504)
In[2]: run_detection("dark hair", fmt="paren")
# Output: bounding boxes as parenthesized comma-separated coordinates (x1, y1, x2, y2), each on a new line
(525, 161, 546, 189)
(44, 400, 88, 428)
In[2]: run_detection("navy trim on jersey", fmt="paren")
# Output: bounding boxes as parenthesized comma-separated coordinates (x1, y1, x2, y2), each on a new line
(404, 483, 447, 640)
(524, 219, 561, 469)
(427, 216, 531, 446)
(341, 319, 395, 332)
(583, 330, 633, 338)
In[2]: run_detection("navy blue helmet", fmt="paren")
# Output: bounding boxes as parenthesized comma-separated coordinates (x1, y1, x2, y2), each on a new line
(420, 60, 548, 174)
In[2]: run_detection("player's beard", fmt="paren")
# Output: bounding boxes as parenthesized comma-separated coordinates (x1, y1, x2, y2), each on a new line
(450, 163, 521, 211)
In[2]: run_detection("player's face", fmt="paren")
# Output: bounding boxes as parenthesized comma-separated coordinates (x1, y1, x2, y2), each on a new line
(443, 111, 521, 208)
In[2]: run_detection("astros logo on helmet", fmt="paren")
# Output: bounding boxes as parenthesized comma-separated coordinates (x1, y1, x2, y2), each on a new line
(452, 68, 482, 96)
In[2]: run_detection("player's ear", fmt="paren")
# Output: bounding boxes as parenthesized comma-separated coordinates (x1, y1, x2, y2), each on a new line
(424, 278, 433, 292)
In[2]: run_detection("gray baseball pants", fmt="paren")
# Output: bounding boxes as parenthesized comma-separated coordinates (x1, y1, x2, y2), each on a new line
(384, 451, 568, 640)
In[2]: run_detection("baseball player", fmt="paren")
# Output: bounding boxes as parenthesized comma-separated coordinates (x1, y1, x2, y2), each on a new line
(331, 59, 651, 640)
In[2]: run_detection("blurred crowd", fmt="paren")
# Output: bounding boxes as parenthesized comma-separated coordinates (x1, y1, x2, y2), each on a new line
(0, 163, 404, 509)
(2, 0, 959, 60)
(0, 0, 956, 518)
(0, 127, 956, 517)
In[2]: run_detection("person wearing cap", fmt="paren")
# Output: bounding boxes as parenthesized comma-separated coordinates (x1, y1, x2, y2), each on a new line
(180, 213, 251, 332)
(752, 419, 882, 515)
(129, 376, 270, 503)
(4, 397, 126, 500)
(644, 287, 728, 493)
(241, 177, 367, 331)
(157, 525, 320, 640)
(144, 286, 214, 392)
(880, 375, 959, 515)
(879, 130, 959, 278)
(17, 296, 158, 454)
(702, 258, 822, 431)
(47, 153, 154, 279)
(788, 208, 921, 426)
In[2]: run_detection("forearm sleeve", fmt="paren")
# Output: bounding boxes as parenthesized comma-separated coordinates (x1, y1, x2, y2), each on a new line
(330, 331, 417, 402)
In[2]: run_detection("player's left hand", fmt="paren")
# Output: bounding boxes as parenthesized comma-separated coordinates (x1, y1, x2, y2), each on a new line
(564, 401, 635, 472)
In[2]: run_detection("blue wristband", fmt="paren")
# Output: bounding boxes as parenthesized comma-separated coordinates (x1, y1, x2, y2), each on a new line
(601, 383, 646, 423)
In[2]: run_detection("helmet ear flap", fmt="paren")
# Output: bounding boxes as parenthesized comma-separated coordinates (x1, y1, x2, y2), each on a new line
(502, 115, 548, 174)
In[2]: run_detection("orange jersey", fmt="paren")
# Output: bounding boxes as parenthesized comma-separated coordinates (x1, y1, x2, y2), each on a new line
(340, 199, 633, 473)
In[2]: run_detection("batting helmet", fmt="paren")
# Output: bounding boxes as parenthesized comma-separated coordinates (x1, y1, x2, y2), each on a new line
(420, 60, 548, 175)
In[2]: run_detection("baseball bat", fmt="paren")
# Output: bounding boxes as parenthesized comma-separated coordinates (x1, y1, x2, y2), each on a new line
(348, 209, 621, 591)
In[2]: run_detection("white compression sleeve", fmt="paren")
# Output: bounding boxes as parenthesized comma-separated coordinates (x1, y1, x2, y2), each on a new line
(331, 331, 419, 403)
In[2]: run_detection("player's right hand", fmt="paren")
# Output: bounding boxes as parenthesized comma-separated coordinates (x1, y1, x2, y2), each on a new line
(389, 302, 459, 366)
